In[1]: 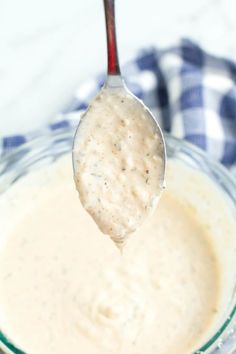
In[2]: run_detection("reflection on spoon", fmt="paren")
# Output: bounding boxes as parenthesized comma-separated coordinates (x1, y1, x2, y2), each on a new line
(72, 0, 166, 249)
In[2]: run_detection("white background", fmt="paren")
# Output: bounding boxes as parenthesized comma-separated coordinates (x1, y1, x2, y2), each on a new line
(1, 0, 236, 136)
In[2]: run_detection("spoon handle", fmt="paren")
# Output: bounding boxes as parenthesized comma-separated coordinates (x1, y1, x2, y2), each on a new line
(104, 0, 120, 76)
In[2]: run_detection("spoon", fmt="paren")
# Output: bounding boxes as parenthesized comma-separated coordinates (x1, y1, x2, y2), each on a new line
(73, 0, 166, 248)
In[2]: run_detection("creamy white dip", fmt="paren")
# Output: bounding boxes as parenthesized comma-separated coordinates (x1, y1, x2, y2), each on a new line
(0, 156, 235, 354)
(73, 88, 165, 246)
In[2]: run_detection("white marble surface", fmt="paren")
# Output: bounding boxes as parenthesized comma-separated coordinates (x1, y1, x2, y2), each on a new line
(1, 0, 236, 136)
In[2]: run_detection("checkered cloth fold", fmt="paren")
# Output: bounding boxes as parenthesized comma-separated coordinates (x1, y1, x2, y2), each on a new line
(2, 39, 236, 167)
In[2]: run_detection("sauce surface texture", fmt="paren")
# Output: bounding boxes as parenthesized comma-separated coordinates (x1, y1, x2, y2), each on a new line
(73, 88, 165, 245)
(0, 156, 226, 354)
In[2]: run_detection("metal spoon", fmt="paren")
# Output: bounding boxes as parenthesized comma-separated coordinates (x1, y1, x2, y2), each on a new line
(72, 0, 166, 247)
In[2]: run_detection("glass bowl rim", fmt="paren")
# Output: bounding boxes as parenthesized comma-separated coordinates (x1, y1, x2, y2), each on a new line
(0, 127, 235, 353)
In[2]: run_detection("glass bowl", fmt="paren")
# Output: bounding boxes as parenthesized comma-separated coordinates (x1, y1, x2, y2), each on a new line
(0, 126, 235, 354)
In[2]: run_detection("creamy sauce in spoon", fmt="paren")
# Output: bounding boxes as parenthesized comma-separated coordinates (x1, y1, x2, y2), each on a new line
(73, 88, 165, 246)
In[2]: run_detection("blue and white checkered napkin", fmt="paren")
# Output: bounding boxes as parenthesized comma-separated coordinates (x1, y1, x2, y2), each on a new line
(2, 39, 236, 167)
